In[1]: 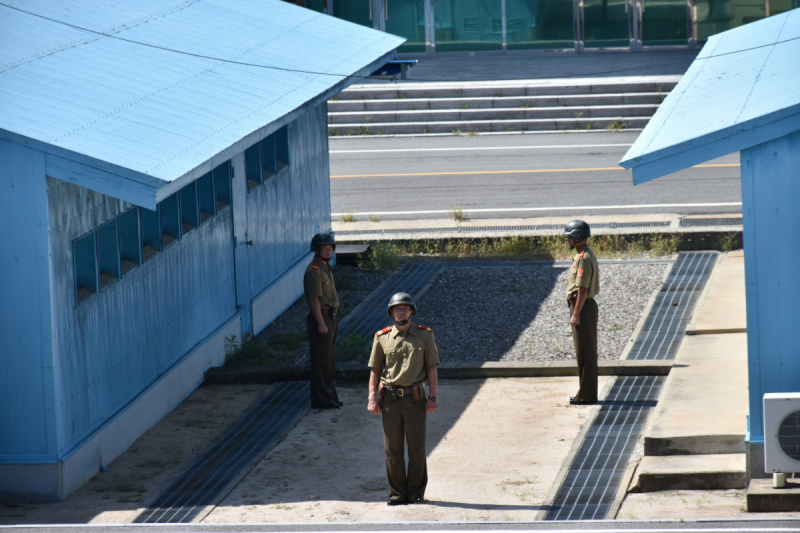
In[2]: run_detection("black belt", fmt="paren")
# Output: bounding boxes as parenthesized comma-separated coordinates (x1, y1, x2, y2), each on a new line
(321, 307, 338, 317)
(388, 385, 414, 396)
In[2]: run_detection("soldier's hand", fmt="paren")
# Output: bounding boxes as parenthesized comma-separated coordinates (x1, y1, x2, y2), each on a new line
(317, 322, 328, 335)
(367, 397, 381, 415)
(425, 398, 438, 413)
(570, 315, 580, 326)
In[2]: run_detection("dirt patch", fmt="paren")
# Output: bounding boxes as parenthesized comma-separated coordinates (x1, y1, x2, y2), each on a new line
(618, 489, 800, 519)
(0, 384, 269, 525)
(205, 377, 608, 523)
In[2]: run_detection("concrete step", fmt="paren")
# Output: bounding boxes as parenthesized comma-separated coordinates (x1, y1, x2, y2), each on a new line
(328, 116, 649, 135)
(328, 92, 665, 112)
(630, 454, 746, 492)
(335, 79, 679, 100)
(328, 104, 659, 124)
(747, 478, 800, 512)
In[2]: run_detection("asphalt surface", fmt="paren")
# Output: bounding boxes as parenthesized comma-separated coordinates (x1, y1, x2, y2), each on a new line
(3, 520, 800, 532)
(329, 132, 742, 221)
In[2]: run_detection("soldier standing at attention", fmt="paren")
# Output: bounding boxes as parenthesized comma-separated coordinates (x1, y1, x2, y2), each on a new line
(367, 293, 439, 505)
(304, 233, 342, 410)
(564, 220, 600, 405)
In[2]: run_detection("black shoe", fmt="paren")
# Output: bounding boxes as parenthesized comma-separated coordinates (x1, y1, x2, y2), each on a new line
(410, 493, 424, 504)
(314, 403, 340, 410)
(387, 498, 406, 506)
(335, 401, 344, 407)
(570, 397, 596, 405)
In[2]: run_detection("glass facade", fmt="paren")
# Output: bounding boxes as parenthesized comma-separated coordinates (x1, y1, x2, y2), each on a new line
(309, 0, 777, 53)
(642, 0, 688, 45)
(386, 0, 427, 53)
(696, 0, 765, 43)
(583, 0, 629, 48)
(434, 0, 503, 51)
(506, 0, 574, 49)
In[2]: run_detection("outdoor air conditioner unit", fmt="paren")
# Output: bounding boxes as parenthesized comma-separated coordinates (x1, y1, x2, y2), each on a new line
(763, 393, 800, 473)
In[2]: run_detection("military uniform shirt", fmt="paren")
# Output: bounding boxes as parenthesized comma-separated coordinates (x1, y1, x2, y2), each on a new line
(369, 325, 440, 387)
(303, 257, 339, 308)
(567, 246, 600, 299)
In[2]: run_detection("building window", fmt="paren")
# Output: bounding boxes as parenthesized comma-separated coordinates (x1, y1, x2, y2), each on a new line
(246, 144, 262, 191)
(73, 157, 232, 304)
(276, 126, 290, 170)
(214, 161, 232, 208)
(198, 171, 215, 223)
(119, 208, 140, 275)
(96, 219, 120, 289)
(141, 206, 161, 261)
(180, 181, 198, 235)
(261, 135, 277, 181)
(160, 192, 181, 247)
(74, 232, 97, 303)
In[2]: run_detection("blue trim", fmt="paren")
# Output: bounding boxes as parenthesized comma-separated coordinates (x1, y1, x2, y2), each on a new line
(57, 312, 239, 461)
(0, 454, 58, 465)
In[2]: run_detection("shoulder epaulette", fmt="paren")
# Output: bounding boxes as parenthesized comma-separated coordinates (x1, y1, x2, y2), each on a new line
(577, 251, 586, 258)
(311, 263, 319, 271)
(417, 325, 433, 332)
(375, 327, 392, 336)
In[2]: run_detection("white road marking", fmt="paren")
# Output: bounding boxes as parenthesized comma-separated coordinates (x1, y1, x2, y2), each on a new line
(330, 143, 633, 154)
(332, 202, 743, 217)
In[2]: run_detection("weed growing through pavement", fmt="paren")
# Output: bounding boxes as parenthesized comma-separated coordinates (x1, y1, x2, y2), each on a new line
(461, 104, 470, 110)
(453, 129, 462, 136)
(605, 120, 625, 131)
(358, 241, 402, 271)
(340, 212, 356, 223)
(449, 206, 466, 221)
(337, 333, 370, 362)
(720, 232, 740, 252)
(369, 215, 380, 222)
(225, 332, 308, 367)
(467, 131, 478, 137)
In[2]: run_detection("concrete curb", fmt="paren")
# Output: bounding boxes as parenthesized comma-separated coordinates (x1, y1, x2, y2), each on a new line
(204, 360, 672, 385)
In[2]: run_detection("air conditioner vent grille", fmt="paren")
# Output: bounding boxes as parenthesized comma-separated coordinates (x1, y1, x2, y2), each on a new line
(778, 412, 800, 460)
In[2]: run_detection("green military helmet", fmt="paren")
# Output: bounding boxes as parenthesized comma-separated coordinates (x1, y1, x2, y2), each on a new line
(310, 232, 336, 252)
(387, 292, 417, 317)
(563, 220, 591, 241)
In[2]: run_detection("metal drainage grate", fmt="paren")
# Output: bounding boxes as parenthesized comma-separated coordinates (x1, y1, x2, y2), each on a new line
(627, 252, 717, 360)
(334, 221, 670, 237)
(544, 375, 664, 520)
(543, 252, 716, 520)
(680, 217, 742, 227)
(133, 381, 309, 524)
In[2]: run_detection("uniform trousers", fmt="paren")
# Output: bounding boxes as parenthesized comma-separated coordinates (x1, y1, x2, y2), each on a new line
(570, 297, 598, 402)
(381, 392, 428, 503)
(307, 312, 339, 408)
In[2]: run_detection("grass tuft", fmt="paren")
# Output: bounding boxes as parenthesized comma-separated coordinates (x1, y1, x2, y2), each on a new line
(226, 332, 308, 367)
(340, 212, 355, 223)
(369, 215, 380, 222)
(449, 206, 466, 221)
(359, 242, 402, 272)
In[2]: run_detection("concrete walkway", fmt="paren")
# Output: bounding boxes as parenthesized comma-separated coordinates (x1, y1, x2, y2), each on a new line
(387, 52, 699, 82)
(627, 251, 749, 493)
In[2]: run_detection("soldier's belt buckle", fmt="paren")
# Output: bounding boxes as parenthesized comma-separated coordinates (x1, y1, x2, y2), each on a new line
(396, 389, 404, 396)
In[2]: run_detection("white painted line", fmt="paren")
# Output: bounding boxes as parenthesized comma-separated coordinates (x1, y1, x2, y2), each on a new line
(330, 143, 633, 154)
(332, 202, 743, 217)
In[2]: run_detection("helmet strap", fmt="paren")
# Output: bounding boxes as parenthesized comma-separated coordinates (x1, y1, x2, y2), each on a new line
(394, 319, 409, 326)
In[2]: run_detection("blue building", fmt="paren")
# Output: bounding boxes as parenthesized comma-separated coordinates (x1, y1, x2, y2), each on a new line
(0, 0, 402, 501)
(619, 8, 800, 479)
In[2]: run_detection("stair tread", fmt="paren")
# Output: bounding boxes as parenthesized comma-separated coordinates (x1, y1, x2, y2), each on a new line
(639, 454, 746, 474)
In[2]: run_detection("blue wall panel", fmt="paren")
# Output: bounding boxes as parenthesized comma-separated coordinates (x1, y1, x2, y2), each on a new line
(46, 178, 237, 456)
(0, 140, 57, 459)
(246, 104, 331, 299)
(741, 130, 800, 442)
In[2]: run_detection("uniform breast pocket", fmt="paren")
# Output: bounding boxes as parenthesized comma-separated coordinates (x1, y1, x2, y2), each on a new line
(386, 350, 399, 365)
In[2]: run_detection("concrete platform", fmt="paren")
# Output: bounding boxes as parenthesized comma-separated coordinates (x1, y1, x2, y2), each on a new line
(686, 250, 747, 335)
(631, 454, 746, 492)
(747, 478, 800, 512)
(642, 332, 748, 456)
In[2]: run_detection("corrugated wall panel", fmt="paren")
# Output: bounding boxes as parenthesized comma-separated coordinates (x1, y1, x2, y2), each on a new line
(742, 130, 800, 441)
(247, 104, 331, 299)
(47, 178, 236, 455)
(0, 140, 56, 458)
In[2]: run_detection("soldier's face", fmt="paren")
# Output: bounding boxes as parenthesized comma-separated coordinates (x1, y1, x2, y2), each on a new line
(567, 237, 576, 250)
(391, 305, 413, 321)
(318, 244, 334, 259)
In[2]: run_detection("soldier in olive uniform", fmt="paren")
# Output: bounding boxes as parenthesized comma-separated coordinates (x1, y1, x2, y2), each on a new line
(304, 233, 341, 410)
(564, 220, 600, 405)
(367, 293, 439, 505)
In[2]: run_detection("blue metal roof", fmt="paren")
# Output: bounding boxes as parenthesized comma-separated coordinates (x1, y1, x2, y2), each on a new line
(0, 0, 403, 205)
(619, 9, 800, 184)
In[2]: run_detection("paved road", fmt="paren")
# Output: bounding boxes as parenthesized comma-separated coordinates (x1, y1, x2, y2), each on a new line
(329, 132, 741, 221)
(3, 520, 800, 532)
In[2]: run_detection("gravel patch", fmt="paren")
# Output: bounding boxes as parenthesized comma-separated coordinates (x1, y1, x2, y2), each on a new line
(414, 262, 669, 363)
